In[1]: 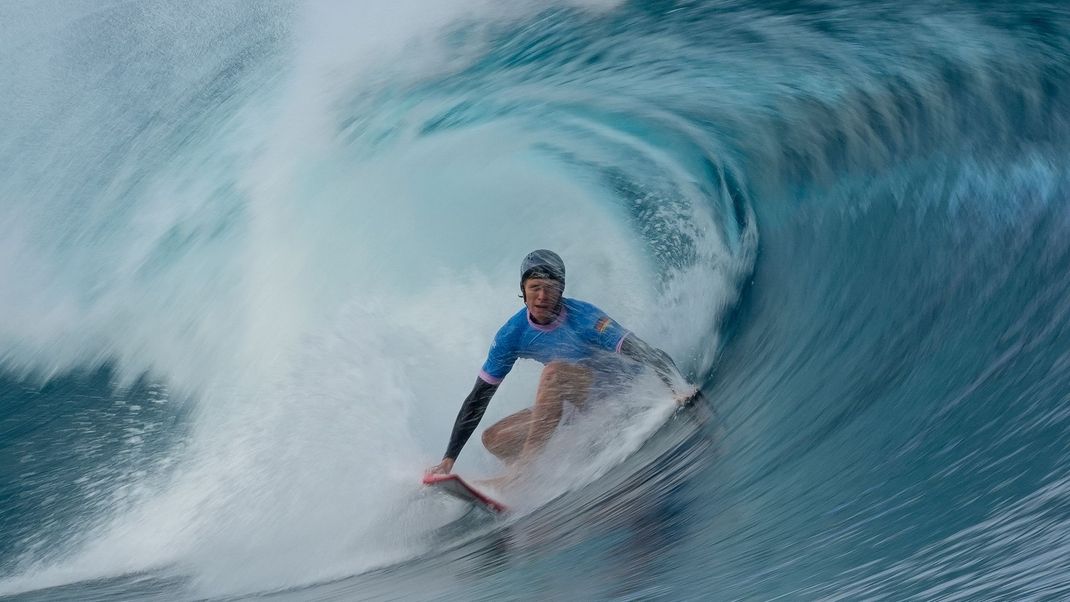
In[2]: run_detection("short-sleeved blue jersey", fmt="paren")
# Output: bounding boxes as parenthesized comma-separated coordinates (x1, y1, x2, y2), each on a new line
(479, 298, 631, 385)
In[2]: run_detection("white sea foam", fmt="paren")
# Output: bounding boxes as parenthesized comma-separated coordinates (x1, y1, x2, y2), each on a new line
(0, 1, 739, 597)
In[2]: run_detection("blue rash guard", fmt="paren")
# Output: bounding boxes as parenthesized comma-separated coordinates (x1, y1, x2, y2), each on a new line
(442, 297, 634, 461)
(478, 297, 632, 385)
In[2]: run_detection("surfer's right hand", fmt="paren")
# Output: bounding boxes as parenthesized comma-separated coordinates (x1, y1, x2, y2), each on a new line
(425, 457, 455, 475)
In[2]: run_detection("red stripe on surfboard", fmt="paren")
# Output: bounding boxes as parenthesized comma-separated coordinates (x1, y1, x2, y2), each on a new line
(422, 473, 509, 513)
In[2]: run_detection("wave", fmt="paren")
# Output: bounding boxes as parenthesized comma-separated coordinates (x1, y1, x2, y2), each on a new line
(2, 0, 1070, 599)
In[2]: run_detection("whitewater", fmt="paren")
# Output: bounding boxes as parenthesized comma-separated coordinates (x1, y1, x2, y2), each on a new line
(2, 1, 1070, 600)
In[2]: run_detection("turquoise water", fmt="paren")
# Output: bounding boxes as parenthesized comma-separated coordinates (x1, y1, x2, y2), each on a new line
(3, 1, 1070, 599)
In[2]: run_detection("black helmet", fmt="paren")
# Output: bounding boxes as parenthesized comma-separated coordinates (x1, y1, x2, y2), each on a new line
(520, 249, 565, 287)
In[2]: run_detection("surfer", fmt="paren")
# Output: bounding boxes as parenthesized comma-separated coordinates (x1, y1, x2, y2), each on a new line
(426, 249, 703, 478)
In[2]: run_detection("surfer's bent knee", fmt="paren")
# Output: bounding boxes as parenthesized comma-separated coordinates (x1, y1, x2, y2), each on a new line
(539, 361, 566, 385)
(539, 361, 590, 384)
(536, 362, 593, 407)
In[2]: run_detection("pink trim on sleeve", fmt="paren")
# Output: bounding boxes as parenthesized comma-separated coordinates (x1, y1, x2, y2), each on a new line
(479, 370, 503, 385)
(615, 332, 631, 354)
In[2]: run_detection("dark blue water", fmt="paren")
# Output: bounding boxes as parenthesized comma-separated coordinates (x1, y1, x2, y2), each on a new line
(3, 1, 1070, 599)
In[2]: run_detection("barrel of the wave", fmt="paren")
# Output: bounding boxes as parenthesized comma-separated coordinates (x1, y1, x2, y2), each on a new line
(421, 250, 704, 509)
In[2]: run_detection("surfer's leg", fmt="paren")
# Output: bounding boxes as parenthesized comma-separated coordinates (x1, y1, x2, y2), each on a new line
(482, 409, 533, 463)
(516, 361, 593, 466)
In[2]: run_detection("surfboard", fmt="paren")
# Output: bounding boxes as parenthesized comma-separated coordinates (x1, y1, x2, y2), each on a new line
(422, 473, 509, 514)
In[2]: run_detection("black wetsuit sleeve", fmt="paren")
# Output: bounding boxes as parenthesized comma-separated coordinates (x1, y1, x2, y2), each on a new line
(620, 333, 682, 392)
(443, 377, 499, 461)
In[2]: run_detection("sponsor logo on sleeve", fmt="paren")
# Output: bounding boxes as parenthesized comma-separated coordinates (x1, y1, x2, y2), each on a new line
(595, 317, 612, 333)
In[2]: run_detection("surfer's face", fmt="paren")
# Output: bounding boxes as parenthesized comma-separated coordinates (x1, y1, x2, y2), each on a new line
(523, 278, 563, 324)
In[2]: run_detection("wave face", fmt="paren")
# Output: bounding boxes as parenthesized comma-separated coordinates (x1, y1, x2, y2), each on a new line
(3, 0, 1070, 599)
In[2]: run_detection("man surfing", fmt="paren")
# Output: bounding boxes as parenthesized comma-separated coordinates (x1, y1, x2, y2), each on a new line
(425, 249, 703, 479)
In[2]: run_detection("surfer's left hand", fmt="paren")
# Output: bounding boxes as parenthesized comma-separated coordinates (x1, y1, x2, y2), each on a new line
(674, 386, 703, 407)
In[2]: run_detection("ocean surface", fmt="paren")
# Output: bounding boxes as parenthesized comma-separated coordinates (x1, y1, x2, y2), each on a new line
(3, 1, 1070, 599)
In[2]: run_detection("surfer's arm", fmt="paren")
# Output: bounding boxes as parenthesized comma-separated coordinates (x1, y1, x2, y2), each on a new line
(620, 334, 700, 404)
(440, 377, 499, 464)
